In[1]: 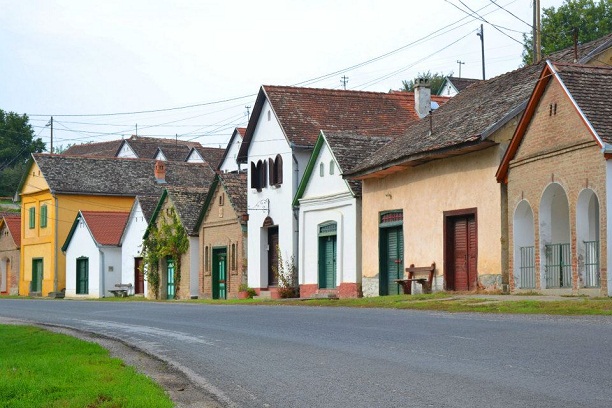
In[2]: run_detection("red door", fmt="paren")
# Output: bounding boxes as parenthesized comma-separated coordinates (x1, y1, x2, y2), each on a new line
(448, 215, 477, 291)
(134, 257, 144, 294)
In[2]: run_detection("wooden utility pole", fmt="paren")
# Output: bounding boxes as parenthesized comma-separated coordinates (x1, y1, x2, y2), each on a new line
(533, 0, 541, 63)
(456, 60, 465, 78)
(47, 116, 54, 154)
(341, 75, 349, 90)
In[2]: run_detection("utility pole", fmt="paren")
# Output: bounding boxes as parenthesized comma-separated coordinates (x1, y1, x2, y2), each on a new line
(476, 24, 485, 80)
(135, 124, 138, 136)
(46, 116, 54, 154)
(245, 105, 251, 121)
(341, 75, 349, 90)
(533, 0, 541, 63)
(456, 60, 465, 78)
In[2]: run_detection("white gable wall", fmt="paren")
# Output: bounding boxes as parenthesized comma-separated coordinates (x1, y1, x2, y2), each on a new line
(102, 247, 122, 296)
(220, 134, 243, 173)
(65, 219, 101, 298)
(247, 99, 310, 290)
(186, 150, 204, 163)
(298, 142, 361, 297)
(121, 201, 148, 294)
(117, 142, 137, 158)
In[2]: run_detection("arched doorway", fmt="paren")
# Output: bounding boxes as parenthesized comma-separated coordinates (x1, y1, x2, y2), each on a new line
(576, 189, 600, 287)
(513, 201, 535, 289)
(539, 183, 571, 288)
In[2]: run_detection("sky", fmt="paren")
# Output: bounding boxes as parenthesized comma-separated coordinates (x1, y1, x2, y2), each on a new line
(1, 0, 567, 151)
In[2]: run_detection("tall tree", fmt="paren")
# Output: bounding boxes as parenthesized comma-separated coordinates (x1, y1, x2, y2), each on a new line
(401, 71, 450, 95)
(0, 110, 46, 197)
(523, 0, 612, 65)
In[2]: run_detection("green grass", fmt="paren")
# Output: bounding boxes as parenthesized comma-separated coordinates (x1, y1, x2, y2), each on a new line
(0, 325, 173, 408)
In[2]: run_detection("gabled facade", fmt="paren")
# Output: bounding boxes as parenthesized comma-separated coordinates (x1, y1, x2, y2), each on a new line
(346, 34, 612, 297)
(146, 173, 214, 299)
(237, 85, 435, 297)
(185, 145, 226, 169)
(294, 131, 390, 298)
(198, 172, 248, 299)
(438, 76, 480, 97)
(218, 127, 246, 173)
(0, 214, 21, 295)
(62, 211, 129, 298)
(497, 62, 612, 296)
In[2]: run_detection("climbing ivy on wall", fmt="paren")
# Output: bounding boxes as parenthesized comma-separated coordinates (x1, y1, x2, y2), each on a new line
(141, 209, 189, 299)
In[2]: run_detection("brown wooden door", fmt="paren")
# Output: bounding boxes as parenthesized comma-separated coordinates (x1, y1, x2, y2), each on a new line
(268, 227, 279, 286)
(448, 215, 477, 291)
(134, 257, 144, 294)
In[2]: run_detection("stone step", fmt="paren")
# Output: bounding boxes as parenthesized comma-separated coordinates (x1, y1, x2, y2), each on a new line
(254, 290, 272, 299)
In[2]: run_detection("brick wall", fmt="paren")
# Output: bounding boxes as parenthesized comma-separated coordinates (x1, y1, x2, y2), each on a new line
(507, 78, 607, 295)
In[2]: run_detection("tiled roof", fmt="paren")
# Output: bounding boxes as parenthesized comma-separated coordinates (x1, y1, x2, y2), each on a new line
(80, 211, 129, 246)
(157, 145, 192, 161)
(31, 154, 214, 196)
(137, 195, 162, 222)
(62, 140, 123, 157)
(166, 185, 214, 235)
(218, 171, 247, 217)
(125, 136, 201, 160)
(445, 77, 481, 92)
(238, 86, 449, 161)
(323, 132, 392, 196)
(236, 127, 247, 137)
(555, 63, 612, 144)
(2, 214, 21, 247)
(193, 146, 226, 169)
(548, 32, 612, 64)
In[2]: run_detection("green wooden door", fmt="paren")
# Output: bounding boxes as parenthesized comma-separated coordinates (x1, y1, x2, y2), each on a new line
(380, 226, 404, 296)
(212, 248, 227, 299)
(318, 235, 337, 289)
(167, 258, 175, 299)
(31, 259, 43, 293)
(76, 257, 89, 294)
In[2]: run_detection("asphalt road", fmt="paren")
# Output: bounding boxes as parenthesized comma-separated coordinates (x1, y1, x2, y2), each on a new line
(1, 299, 611, 408)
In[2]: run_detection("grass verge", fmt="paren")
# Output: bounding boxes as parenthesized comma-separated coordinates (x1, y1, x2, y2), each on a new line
(0, 325, 173, 408)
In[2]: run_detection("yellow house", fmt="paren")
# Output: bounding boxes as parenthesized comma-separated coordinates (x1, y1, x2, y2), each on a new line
(18, 154, 212, 297)
(345, 34, 612, 296)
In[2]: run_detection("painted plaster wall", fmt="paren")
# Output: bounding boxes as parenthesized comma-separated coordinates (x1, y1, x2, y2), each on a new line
(117, 143, 137, 158)
(120, 201, 148, 294)
(200, 184, 247, 298)
(186, 150, 203, 163)
(220, 135, 243, 173)
(102, 247, 122, 297)
(246, 99, 311, 289)
(507, 78, 607, 295)
(189, 236, 199, 298)
(65, 219, 101, 298)
(0, 223, 19, 295)
(298, 142, 360, 293)
(361, 146, 505, 296)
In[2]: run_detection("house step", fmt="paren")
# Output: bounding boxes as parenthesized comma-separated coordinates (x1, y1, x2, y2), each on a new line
(254, 290, 272, 299)
(310, 292, 339, 299)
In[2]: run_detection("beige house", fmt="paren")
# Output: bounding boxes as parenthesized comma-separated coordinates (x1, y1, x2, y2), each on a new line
(0, 214, 20, 295)
(497, 62, 612, 296)
(198, 172, 248, 299)
(346, 34, 612, 296)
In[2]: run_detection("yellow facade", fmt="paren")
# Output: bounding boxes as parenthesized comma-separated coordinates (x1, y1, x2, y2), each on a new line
(19, 162, 134, 296)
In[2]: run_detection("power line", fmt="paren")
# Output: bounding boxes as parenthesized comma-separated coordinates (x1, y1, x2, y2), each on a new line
(488, 0, 532, 27)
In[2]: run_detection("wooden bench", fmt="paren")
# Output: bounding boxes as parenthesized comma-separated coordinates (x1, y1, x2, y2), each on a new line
(394, 262, 436, 295)
(109, 283, 133, 297)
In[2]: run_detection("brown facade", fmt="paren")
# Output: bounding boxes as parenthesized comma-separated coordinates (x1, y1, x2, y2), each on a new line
(200, 184, 247, 299)
(506, 79, 607, 295)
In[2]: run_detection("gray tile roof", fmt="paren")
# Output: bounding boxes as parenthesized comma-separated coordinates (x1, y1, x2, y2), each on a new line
(124, 136, 201, 160)
(555, 63, 612, 144)
(31, 154, 214, 196)
(62, 140, 123, 157)
(218, 171, 247, 217)
(323, 132, 392, 196)
(442, 77, 481, 93)
(347, 33, 612, 177)
(165, 185, 213, 235)
(193, 146, 226, 169)
(137, 194, 163, 222)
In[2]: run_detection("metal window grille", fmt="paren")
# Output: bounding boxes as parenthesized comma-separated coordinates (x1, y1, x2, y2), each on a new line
(583, 240, 600, 288)
(544, 243, 571, 288)
(519, 246, 535, 289)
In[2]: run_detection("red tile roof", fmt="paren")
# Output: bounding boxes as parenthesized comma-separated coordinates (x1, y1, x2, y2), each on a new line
(2, 215, 21, 247)
(238, 86, 449, 161)
(80, 211, 130, 246)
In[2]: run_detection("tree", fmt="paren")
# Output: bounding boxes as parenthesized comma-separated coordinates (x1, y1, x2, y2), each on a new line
(522, 0, 612, 65)
(400, 71, 450, 95)
(0, 110, 46, 197)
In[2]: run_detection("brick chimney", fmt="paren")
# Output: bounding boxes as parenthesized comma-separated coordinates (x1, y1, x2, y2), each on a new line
(154, 160, 166, 183)
(414, 78, 431, 119)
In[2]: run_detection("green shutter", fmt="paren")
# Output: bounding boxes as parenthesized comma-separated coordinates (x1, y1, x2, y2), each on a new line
(29, 207, 35, 229)
(40, 205, 47, 228)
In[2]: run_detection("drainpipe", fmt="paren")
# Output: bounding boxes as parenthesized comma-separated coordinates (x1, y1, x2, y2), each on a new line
(53, 196, 59, 294)
(100, 249, 105, 297)
(292, 153, 300, 269)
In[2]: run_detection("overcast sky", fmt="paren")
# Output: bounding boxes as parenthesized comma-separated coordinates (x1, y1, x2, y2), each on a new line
(1, 0, 567, 151)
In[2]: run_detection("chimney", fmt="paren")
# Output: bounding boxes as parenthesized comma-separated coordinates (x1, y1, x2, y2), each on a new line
(154, 160, 167, 183)
(414, 77, 431, 119)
